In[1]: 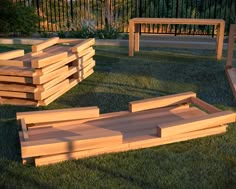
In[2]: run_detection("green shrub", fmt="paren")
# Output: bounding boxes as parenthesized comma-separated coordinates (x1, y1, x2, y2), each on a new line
(0, 0, 40, 35)
(96, 25, 120, 39)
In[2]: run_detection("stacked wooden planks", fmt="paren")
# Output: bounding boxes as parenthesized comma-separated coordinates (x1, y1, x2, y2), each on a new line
(0, 37, 96, 106)
(225, 24, 236, 98)
(17, 92, 236, 166)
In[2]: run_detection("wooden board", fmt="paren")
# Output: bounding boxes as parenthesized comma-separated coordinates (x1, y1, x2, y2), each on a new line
(31, 52, 68, 68)
(190, 97, 221, 113)
(0, 66, 35, 77)
(31, 37, 59, 53)
(17, 106, 99, 124)
(21, 130, 122, 158)
(71, 38, 95, 53)
(0, 50, 24, 60)
(225, 68, 236, 98)
(129, 92, 196, 112)
(156, 111, 235, 137)
(0, 83, 37, 93)
(34, 125, 226, 166)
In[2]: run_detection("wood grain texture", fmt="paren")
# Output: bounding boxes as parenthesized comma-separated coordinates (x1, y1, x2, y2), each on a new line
(31, 37, 59, 53)
(190, 97, 221, 113)
(129, 92, 196, 112)
(156, 111, 235, 137)
(0, 50, 24, 60)
(17, 106, 99, 124)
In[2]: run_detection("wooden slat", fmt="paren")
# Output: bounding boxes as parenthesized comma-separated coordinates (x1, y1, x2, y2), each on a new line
(0, 66, 35, 77)
(29, 104, 190, 129)
(34, 125, 226, 166)
(76, 47, 94, 57)
(71, 38, 95, 53)
(0, 60, 27, 67)
(190, 97, 221, 113)
(0, 75, 32, 84)
(39, 79, 78, 106)
(31, 52, 68, 68)
(17, 106, 99, 124)
(225, 68, 236, 98)
(0, 50, 24, 60)
(20, 119, 29, 141)
(20, 130, 122, 158)
(129, 92, 196, 112)
(31, 37, 59, 53)
(77, 49, 95, 64)
(226, 24, 236, 68)
(0, 91, 34, 99)
(33, 65, 69, 84)
(38, 66, 77, 91)
(39, 53, 77, 74)
(34, 79, 70, 100)
(0, 83, 37, 93)
(78, 68, 94, 82)
(156, 111, 235, 137)
(0, 97, 38, 106)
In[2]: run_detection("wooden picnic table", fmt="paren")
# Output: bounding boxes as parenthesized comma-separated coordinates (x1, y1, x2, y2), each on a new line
(128, 18, 225, 60)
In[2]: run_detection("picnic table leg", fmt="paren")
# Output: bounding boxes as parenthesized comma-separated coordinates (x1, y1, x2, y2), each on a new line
(134, 24, 140, 52)
(226, 24, 236, 68)
(216, 22, 225, 60)
(129, 21, 135, 56)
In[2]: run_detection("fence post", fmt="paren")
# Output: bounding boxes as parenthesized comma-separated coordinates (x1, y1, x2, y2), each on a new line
(105, 0, 113, 26)
(175, 0, 179, 36)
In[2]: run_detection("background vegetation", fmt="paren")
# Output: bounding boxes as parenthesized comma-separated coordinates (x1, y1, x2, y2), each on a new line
(8, 0, 236, 36)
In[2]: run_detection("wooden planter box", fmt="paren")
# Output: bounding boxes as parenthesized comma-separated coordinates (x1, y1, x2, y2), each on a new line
(0, 37, 96, 106)
(17, 92, 235, 166)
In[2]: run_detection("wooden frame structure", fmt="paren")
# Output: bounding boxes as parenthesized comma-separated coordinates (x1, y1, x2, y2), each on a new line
(225, 24, 236, 98)
(0, 37, 96, 106)
(128, 18, 225, 60)
(17, 92, 235, 166)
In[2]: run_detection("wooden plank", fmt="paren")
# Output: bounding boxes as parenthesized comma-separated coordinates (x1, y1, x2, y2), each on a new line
(156, 111, 235, 137)
(33, 65, 69, 84)
(39, 79, 78, 106)
(39, 53, 77, 74)
(0, 75, 32, 84)
(76, 47, 94, 57)
(74, 60, 95, 79)
(38, 66, 77, 91)
(0, 66, 35, 77)
(20, 130, 122, 158)
(0, 60, 27, 67)
(225, 68, 236, 98)
(190, 97, 221, 113)
(31, 37, 59, 53)
(0, 91, 34, 99)
(0, 50, 24, 60)
(0, 83, 37, 93)
(34, 125, 226, 166)
(17, 106, 99, 124)
(29, 104, 190, 129)
(76, 49, 95, 64)
(31, 52, 68, 68)
(226, 24, 236, 68)
(73, 58, 94, 70)
(78, 68, 94, 82)
(20, 119, 29, 141)
(130, 18, 225, 25)
(129, 92, 196, 112)
(0, 97, 38, 106)
(34, 79, 70, 100)
(71, 38, 95, 53)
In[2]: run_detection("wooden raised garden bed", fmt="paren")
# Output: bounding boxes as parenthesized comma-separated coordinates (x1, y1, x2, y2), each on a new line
(0, 37, 95, 106)
(17, 92, 235, 166)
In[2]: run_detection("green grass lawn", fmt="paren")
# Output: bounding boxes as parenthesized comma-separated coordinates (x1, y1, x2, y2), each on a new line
(0, 44, 236, 188)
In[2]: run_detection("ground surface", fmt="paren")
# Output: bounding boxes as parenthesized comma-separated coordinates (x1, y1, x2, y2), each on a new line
(0, 44, 236, 188)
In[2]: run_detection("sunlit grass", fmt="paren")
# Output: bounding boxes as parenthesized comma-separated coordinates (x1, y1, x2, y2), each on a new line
(0, 44, 236, 188)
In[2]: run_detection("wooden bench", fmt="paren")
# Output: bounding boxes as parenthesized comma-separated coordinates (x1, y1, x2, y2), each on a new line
(128, 18, 225, 60)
